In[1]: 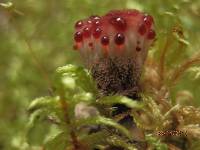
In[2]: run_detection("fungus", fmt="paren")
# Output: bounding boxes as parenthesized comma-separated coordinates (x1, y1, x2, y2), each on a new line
(73, 9, 156, 97)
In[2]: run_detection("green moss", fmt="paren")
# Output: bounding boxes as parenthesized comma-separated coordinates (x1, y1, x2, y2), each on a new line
(0, 0, 200, 149)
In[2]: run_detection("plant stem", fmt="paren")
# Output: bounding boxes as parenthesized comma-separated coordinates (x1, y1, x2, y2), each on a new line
(59, 92, 80, 150)
(159, 35, 171, 86)
(169, 52, 200, 86)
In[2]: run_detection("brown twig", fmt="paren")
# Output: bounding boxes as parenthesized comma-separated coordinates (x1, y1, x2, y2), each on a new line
(9, 16, 53, 91)
(159, 35, 171, 84)
(168, 52, 200, 86)
(59, 91, 80, 150)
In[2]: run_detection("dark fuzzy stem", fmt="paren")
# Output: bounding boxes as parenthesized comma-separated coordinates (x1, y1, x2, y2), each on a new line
(91, 57, 141, 99)
(91, 57, 147, 150)
(91, 57, 141, 116)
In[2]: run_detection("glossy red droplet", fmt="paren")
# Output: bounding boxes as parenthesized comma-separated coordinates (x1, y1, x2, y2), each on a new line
(88, 42, 94, 50)
(83, 27, 91, 38)
(147, 29, 156, 39)
(110, 17, 127, 31)
(138, 23, 146, 35)
(93, 28, 102, 39)
(143, 15, 153, 28)
(75, 20, 84, 29)
(90, 15, 101, 20)
(136, 46, 141, 51)
(114, 33, 125, 45)
(101, 36, 109, 46)
(89, 42, 93, 47)
(93, 20, 101, 26)
(74, 31, 83, 42)
(87, 20, 92, 25)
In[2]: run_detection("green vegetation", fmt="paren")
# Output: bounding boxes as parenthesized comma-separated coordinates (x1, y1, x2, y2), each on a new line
(0, 0, 200, 150)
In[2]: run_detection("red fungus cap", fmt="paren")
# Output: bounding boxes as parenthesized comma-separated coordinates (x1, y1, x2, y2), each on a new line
(73, 9, 156, 67)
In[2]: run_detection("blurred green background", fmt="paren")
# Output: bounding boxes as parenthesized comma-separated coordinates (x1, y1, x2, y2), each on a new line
(0, 0, 200, 149)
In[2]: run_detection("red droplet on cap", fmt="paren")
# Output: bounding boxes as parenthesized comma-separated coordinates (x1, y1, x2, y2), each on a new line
(93, 28, 102, 39)
(93, 20, 101, 26)
(90, 15, 101, 20)
(110, 17, 127, 31)
(114, 33, 125, 45)
(89, 42, 93, 47)
(87, 19, 92, 24)
(138, 23, 146, 35)
(83, 27, 91, 38)
(143, 15, 153, 28)
(136, 46, 141, 51)
(88, 42, 94, 50)
(75, 20, 84, 29)
(101, 36, 109, 46)
(74, 31, 83, 42)
(147, 29, 156, 39)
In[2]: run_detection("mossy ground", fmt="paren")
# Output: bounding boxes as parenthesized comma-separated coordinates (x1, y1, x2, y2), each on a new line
(0, 0, 200, 150)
